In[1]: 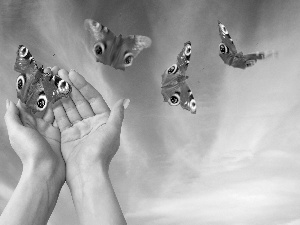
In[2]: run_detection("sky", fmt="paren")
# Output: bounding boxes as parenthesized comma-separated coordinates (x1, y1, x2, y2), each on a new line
(0, 0, 300, 224)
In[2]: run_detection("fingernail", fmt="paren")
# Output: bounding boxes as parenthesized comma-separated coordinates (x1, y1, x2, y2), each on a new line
(123, 99, 130, 109)
(6, 99, 9, 110)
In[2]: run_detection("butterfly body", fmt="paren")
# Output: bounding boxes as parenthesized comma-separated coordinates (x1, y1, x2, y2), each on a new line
(218, 21, 277, 69)
(161, 41, 196, 114)
(14, 45, 72, 113)
(84, 19, 152, 70)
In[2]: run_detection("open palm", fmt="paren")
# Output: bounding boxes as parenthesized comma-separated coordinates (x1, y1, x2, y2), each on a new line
(53, 69, 127, 184)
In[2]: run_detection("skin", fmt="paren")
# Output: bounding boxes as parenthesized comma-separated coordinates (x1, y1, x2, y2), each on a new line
(52, 69, 128, 225)
(2, 66, 127, 225)
(1, 67, 65, 225)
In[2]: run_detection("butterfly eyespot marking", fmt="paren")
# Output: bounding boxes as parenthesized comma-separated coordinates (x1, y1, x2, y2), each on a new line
(91, 20, 100, 28)
(168, 92, 180, 106)
(185, 45, 192, 56)
(94, 43, 105, 56)
(167, 64, 178, 74)
(16, 75, 26, 91)
(124, 53, 134, 67)
(219, 43, 229, 54)
(36, 93, 48, 111)
(19, 46, 29, 58)
(102, 26, 108, 32)
(189, 99, 197, 113)
(246, 60, 256, 67)
(58, 80, 70, 94)
(219, 23, 228, 35)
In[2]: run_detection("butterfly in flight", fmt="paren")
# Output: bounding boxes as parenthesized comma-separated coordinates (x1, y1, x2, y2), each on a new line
(218, 20, 278, 69)
(84, 19, 152, 70)
(161, 41, 196, 114)
(14, 45, 72, 114)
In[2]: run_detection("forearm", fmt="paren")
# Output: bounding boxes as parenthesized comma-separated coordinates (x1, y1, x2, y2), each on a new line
(68, 165, 127, 225)
(0, 169, 63, 225)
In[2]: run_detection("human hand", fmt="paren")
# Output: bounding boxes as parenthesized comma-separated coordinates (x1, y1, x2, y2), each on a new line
(52, 69, 128, 225)
(1, 66, 66, 225)
(5, 66, 65, 182)
(52, 69, 129, 184)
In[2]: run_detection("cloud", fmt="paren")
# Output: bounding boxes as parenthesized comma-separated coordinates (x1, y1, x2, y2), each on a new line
(1, 1, 300, 225)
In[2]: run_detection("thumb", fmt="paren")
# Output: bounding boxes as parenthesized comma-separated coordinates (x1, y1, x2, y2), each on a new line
(107, 99, 130, 131)
(4, 99, 23, 134)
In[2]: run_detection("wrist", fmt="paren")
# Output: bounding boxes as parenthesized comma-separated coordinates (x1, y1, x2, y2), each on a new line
(20, 170, 62, 195)
(66, 164, 127, 225)
(22, 157, 65, 187)
(66, 162, 109, 194)
(21, 167, 65, 212)
(0, 169, 64, 225)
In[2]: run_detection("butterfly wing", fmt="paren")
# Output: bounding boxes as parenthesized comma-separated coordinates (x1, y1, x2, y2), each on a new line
(176, 41, 191, 76)
(179, 82, 196, 114)
(161, 40, 191, 89)
(84, 19, 117, 66)
(161, 41, 196, 114)
(219, 43, 235, 65)
(244, 50, 278, 61)
(218, 20, 237, 54)
(230, 50, 278, 69)
(15, 45, 43, 105)
(111, 35, 152, 70)
(24, 79, 48, 114)
(219, 42, 250, 69)
(218, 21, 247, 68)
(84, 19, 152, 70)
(14, 45, 71, 113)
(161, 81, 196, 114)
(42, 73, 72, 103)
(14, 45, 38, 74)
(161, 81, 181, 103)
(27, 72, 72, 114)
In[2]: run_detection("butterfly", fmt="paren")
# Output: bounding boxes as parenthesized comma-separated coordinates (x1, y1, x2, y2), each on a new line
(84, 19, 152, 70)
(14, 45, 72, 114)
(218, 20, 278, 69)
(161, 41, 196, 114)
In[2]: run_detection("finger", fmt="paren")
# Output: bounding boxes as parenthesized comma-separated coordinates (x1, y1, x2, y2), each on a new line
(42, 104, 55, 124)
(58, 69, 94, 119)
(60, 97, 83, 124)
(16, 99, 31, 114)
(53, 100, 72, 132)
(51, 66, 60, 75)
(53, 119, 58, 128)
(15, 100, 37, 127)
(107, 99, 129, 132)
(43, 67, 52, 74)
(44, 66, 60, 75)
(69, 70, 110, 115)
(56, 70, 83, 124)
(4, 100, 23, 134)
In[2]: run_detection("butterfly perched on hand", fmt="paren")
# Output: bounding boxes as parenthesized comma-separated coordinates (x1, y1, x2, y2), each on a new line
(161, 41, 196, 114)
(14, 45, 72, 114)
(84, 19, 152, 71)
(218, 20, 278, 69)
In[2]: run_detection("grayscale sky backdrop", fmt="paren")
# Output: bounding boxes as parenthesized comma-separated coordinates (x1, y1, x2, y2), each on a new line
(0, 0, 300, 224)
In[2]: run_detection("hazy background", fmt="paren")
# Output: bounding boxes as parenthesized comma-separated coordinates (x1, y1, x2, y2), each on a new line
(0, 0, 300, 224)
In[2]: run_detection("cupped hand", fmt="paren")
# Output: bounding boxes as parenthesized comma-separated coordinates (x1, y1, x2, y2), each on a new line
(52, 69, 129, 184)
(5, 66, 65, 182)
